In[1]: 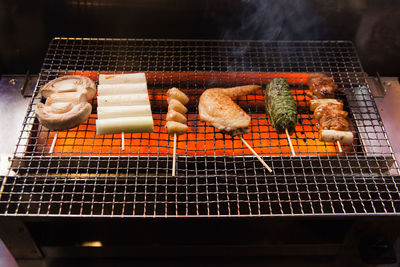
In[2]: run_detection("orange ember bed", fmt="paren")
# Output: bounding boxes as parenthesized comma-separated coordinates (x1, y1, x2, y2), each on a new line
(31, 71, 355, 157)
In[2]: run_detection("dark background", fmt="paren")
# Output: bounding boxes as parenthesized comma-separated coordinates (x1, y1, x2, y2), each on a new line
(1, 0, 400, 76)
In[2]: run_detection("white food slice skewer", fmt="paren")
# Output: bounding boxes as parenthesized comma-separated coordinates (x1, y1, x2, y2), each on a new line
(285, 128, 296, 157)
(97, 94, 150, 106)
(97, 106, 152, 119)
(49, 131, 58, 154)
(336, 140, 342, 153)
(239, 135, 272, 173)
(99, 73, 146, 84)
(96, 116, 154, 135)
(98, 83, 148, 95)
(122, 131, 125, 151)
(172, 133, 177, 176)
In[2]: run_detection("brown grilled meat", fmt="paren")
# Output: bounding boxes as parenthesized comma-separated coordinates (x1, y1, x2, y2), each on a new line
(307, 73, 338, 99)
(198, 85, 260, 136)
(314, 103, 349, 131)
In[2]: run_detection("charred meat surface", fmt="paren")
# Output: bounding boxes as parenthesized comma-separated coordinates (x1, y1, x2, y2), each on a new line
(314, 103, 349, 131)
(307, 73, 338, 99)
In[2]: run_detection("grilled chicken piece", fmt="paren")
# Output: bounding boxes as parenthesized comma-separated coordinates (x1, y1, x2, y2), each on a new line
(314, 103, 349, 131)
(198, 85, 261, 136)
(307, 73, 338, 99)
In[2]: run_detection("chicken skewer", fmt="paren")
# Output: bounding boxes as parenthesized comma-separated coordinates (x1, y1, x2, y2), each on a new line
(307, 74, 353, 150)
(199, 85, 272, 173)
(265, 78, 298, 157)
(165, 88, 189, 176)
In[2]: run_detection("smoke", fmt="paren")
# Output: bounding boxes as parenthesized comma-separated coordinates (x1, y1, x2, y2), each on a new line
(219, 0, 328, 40)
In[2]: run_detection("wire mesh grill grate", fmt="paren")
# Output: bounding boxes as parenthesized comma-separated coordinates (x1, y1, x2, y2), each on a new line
(1, 38, 399, 217)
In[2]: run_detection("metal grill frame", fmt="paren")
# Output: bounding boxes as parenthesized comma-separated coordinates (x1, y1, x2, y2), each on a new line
(1, 38, 399, 217)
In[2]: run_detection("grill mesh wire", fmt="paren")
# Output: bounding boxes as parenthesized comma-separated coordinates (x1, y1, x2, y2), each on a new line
(1, 38, 399, 217)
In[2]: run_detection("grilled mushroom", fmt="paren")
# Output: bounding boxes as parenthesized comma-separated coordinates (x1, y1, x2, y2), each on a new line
(35, 75, 96, 131)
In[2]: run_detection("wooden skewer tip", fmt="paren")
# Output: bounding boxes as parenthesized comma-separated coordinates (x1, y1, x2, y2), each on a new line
(285, 128, 296, 157)
(172, 133, 177, 176)
(121, 131, 125, 151)
(49, 131, 58, 154)
(239, 135, 272, 173)
(336, 140, 343, 153)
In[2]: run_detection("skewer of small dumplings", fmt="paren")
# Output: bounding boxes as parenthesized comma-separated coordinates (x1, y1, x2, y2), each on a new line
(165, 88, 189, 176)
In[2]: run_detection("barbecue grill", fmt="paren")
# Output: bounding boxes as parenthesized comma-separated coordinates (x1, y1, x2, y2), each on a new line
(1, 38, 399, 220)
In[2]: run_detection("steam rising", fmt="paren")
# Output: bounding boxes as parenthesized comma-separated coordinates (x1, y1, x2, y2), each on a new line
(220, 0, 327, 40)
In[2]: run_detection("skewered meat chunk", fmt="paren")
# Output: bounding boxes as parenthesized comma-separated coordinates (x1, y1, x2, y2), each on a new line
(199, 85, 260, 136)
(310, 98, 342, 111)
(318, 113, 349, 131)
(307, 74, 353, 145)
(165, 88, 189, 136)
(313, 103, 348, 131)
(307, 73, 338, 99)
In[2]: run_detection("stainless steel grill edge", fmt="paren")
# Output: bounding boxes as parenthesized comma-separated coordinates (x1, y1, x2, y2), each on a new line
(1, 38, 399, 217)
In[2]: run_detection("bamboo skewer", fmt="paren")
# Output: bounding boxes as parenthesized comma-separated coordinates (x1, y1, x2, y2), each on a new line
(172, 133, 177, 176)
(285, 128, 296, 157)
(121, 131, 125, 151)
(336, 140, 343, 153)
(239, 135, 272, 173)
(49, 131, 58, 154)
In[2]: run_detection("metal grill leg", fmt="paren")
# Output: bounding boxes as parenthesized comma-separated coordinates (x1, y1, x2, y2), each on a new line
(0, 218, 44, 267)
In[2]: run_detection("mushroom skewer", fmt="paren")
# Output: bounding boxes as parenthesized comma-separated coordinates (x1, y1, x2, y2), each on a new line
(35, 75, 97, 154)
(165, 88, 190, 176)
